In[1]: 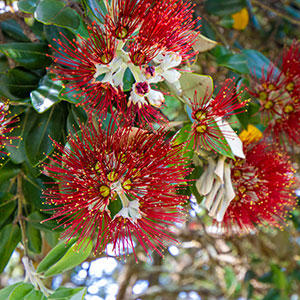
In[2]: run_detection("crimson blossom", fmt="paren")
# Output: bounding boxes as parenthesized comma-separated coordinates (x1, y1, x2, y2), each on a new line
(0, 102, 19, 158)
(50, 0, 198, 126)
(42, 122, 190, 259)
(221, 138, 296, 233)
(189, 79, 247, 153)
(249, 41, 300, 146)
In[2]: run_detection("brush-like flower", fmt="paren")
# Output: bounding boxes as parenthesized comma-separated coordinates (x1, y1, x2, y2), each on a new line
(189, 79, 247, 153)
(42, 122, 190, 259)
(0, 102, 19, 159)
(221, 134, 296, 232)
(249, 41, 300, 146)
(50, 0, 198, 126)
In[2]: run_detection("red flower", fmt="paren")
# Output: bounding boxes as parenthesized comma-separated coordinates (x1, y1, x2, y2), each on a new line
(129, 0, 198, 65)
(49, 23, 125, 119)
(221, 140, 296, 232)
(0, 102, 19, 158)
(104, 0, 152, 40)
(42, 122, 190, 259)
(190, 79, 247, 152)
(249, 41, 300, 146)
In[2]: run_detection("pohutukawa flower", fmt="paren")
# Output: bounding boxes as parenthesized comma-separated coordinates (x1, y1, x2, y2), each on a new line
(129, 0, 198, 65)
(221, 132, 297, 232)
(249, 41, 300, 146)
(104, 0, 152, 40)
(0, 102, 19, 159)
(49, 24, 126, 119)
(189, 79, 247, 153)
(49, 0, 199, 126)
(42, 122, 190, 259)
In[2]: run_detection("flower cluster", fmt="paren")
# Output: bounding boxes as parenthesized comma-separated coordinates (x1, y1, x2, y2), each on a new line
(249, 41, 300, 146)
(221, 138, 296, 232)
(43, 122, 190, 258)
(50, 0, 198, 126)
(189, 79, 247, 153)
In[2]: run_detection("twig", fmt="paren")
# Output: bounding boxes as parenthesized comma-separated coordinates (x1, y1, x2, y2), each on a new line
(17, 173, 28, 257)
(251, 0, 300, 26)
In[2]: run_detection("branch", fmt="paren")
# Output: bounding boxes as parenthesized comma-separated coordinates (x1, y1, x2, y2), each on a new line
(251, 0, 300, 26)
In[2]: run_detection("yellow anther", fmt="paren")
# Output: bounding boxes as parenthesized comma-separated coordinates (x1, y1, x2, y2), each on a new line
(99, 185, 110, 198)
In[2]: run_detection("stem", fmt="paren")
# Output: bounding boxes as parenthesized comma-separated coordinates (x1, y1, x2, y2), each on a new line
(17, 173, 28, 257)
(251, 0, 300, 26)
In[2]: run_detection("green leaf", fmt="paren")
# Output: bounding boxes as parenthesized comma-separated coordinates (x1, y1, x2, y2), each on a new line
(36, 238, 77, 273)
(27, 211, 65, 231)
(18, 0, 39, 13)
(30, 75, 63, 113)
(0, 283, 23, 299)
(172, 123, 194, 160)
(5, 109, 34, 164)
(217, 53, 249, 74)
(123, 68, 135, 92)
(48, 287, 87, 300)
(7, 283, 34, 300)
(26, 222, 42, 253)
(0, 193, 16, 229)
(0, 163, 20, 184)
(24, 289, 46, 300)
(242, 49, 280, 79)
(0, 20, 30, 42)
(0, 67, 40, 99)
(44, 238, 93, 277)
(0, 224, 21, 273)
(66, 105, 87, 135)
(0, 43, 51, 69)
(35, 0, 80, 30)
(179, 73, 213, 103)
(25, 105, 66, 166)
(205, 0, 247, 16)
(160, 95, 186, 121)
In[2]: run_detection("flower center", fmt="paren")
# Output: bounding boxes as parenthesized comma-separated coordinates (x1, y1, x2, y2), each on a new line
(286, 81, 294, 92)
(194, 110, 207, 122)
(145, 66, 156, 79)
(99, 185, 111, 198)
(135, 81, 150, 96)
(264, 100, 274, 109)
(259, 91, 268, 101)
(283, 104, 294, 114)
(115, 26, 128, 39)
(195, 124, 207, 134)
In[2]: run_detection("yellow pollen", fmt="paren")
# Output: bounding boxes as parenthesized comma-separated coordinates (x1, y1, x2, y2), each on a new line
(268, 84, 276, 90)
(286, 82, 294, 92)
(194, 110, 207, 121)
(238, 186, 246, 194)
(283, 104, 294, 114)
(95, 161, 101, 172)
(195, 124, 207, 134)
(233, 170, 242, 178)
(116, 26, 128, 39)
(122, 179, 132, 190)
(264, 100, 273, 110)
(99, 185, 110, 198)
(107, 170, 118, 182)
(259, 91, 268, 101)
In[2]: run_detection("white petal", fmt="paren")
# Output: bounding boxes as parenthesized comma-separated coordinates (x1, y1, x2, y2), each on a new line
(161, 52, 182, 69)
(208, 187, 224, 218)
(214, 156, 226, 183)
(129, 89, 147, 105)
(112, 66, 126, 87)
(215, 163, 235, 222)
(196, 157, 216, 195)
(147, 89, 164, 107)
(162, 69, 181, 83)
(204, 178, 222, 211)
(216, 119, 245, 159)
